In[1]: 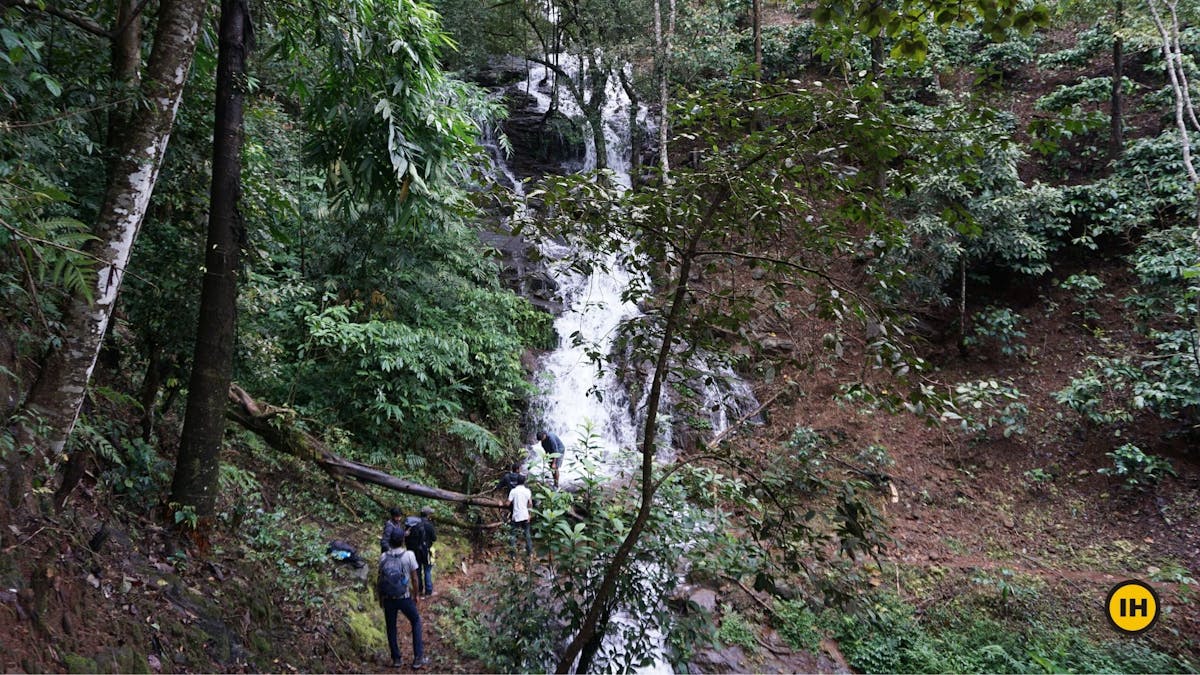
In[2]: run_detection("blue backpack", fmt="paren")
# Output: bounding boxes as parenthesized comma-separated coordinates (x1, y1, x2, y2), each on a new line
(378, 552, 410, 599)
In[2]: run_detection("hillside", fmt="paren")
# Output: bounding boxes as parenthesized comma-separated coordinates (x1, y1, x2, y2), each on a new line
(3, 0, 1200, 672)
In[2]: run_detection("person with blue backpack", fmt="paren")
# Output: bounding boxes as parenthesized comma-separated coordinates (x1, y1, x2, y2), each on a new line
(378, 529, 428, 669)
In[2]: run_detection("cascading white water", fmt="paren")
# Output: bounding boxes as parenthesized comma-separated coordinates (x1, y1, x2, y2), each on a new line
(486, 51, 759, 674)
(517, 54, 664, 483)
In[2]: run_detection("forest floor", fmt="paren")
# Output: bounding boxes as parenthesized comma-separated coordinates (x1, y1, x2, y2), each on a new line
(746, 254, 1200, 663)
(3, 256, 1199, 673)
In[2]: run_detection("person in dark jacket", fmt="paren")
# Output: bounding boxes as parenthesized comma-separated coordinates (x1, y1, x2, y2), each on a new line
(537, 430, 565, 488)
(405, 506, 437, 596)
(497, 461, 523, 492)
(380, 507, 404, 553)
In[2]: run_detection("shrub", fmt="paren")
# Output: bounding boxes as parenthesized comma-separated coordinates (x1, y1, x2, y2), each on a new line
(942, 379, 1028, 438)
(717, 610, 758, 653)
(963, 306, 1027, 357)
(1099, 443, 1177, 490)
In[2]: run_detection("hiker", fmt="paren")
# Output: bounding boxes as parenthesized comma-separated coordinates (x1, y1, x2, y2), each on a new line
(497, 461, 523, 492)
(507, 473, 533, 556)
(537, 430, 565, 488)
(380, 507, 404, 553)
(378, 530, 429, 670)
(406, 506, 437, 597)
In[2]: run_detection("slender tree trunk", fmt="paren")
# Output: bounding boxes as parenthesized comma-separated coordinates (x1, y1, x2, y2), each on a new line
(555, 189, 730, 673)
(1109, 0, 1125, 162)
(138, 349, 168, 441)
(6, 0, 208, 511)
(618, 67, 640, 188)
(752, 0, 762, 77)
(870, 35, 885, 78)
(1146, 0, 1198, 185)
(653, 0, 675, 176)
(170, 0, 251, 518)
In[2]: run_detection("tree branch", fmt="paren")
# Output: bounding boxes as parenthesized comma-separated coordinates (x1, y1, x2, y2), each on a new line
(225, 384, 507, 510)
(2, 0, 109, 37)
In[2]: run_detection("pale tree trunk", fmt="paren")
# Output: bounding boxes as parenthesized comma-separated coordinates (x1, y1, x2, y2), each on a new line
(1145, 0, 1198, 186)
(1144, 0, 1200, 368)
(7, 0, 208, 511)
(170, 0, 251, 519)
(653, 0, 675, 175)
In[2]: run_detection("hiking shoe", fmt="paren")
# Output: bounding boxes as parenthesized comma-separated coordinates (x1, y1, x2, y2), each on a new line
(412, 657, 430, 670)
(391, 659, 404, 668)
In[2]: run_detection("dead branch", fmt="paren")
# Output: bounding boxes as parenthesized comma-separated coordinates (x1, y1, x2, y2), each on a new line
(225, 384, 507, 510)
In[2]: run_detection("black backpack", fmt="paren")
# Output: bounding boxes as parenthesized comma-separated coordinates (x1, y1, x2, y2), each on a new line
(405, 518, 430, 552)
(378, 552, 410, 599)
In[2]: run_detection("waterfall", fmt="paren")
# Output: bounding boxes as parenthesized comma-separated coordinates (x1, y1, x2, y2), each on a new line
(485, 51, 759, 674)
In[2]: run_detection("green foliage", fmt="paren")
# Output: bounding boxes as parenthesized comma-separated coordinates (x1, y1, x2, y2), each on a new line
(716, 610, 758, 653)
(1057, 273, 1107, 324)
(827, 591, 1192, 673)
(1099, 443, 1177, 489)
(241, 508, 336, 606)
(1059, 133, 1197, 246)
(812, 0, 1050, 64)
(772, 600, 823, 653)
(879, 114, 1066, 308)
(963, 306, 1027, 357)
(942, 379, 1028, 438)
(299, 0, 499, 219)
(300, 279, 544, 442)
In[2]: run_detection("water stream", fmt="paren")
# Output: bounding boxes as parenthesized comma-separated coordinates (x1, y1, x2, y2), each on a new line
(485, 53, 758, 673)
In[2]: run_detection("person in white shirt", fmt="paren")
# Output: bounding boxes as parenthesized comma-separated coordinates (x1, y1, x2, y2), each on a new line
(506, 474, 533, 556)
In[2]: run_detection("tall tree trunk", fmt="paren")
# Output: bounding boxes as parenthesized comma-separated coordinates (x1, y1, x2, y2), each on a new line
(106, 0, 143, 147)
(870, 35, 885, 78)
(618, 67, 640, 188)
(170, 0, 251, 519)
(1108, 0, 1125, 162)
(752, 0, 762, 77)
(653, 0, 675, 176)
(6, 0, 208, 511)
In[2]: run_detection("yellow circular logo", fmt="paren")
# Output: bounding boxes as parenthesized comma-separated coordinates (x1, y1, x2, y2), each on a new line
(1106, 580, 1159, 634)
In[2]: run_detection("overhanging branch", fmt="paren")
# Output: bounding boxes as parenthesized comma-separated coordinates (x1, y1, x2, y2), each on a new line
(225, 384, 507, 510)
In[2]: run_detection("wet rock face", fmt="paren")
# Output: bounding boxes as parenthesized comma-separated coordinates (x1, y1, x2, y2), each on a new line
(477, 229, 561, 315)
(500, 89, 585, 177)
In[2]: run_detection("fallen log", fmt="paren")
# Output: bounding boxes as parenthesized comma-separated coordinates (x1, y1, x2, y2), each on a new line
(225, 384, 507, 510)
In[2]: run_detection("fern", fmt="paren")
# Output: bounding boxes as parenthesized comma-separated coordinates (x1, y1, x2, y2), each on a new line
(447, 418, 504, 461)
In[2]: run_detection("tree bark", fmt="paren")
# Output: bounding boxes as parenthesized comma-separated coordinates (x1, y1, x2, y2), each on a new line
(752, 0, 763, 77)
(1108, 0, 1124, 162)
(225, 384, 506, 510)
(653, 0, 675, 176)
(170, 0, 251, 519)
(6, 0, 208, 511)
(106, 0, 143, 149)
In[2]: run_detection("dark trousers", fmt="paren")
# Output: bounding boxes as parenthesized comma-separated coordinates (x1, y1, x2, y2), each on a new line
(382, 597, 423, 662)
(415, 551, 433, 595)
(510, 519, 532, 556)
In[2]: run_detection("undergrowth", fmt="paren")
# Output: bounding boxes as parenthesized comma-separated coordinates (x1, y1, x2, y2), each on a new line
(824, 590, 1193, 673)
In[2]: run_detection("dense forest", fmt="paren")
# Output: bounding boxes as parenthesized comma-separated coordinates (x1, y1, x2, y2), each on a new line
(2, 0, 1199, 671)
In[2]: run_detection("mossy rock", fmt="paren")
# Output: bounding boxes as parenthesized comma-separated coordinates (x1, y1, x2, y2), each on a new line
(63, 654, 98, 674)
(344, 589, 386, 655)
(94, 646, 149, 674)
